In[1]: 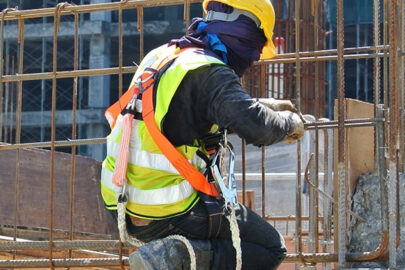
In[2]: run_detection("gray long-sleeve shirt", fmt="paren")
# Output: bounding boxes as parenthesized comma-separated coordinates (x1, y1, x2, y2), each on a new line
(162, 64, 293, 147)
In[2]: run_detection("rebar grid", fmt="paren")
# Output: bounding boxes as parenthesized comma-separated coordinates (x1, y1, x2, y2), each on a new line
(0, 0, 402, 269)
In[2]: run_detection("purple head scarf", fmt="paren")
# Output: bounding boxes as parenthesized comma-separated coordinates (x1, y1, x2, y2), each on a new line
(170, 2, 266, 77)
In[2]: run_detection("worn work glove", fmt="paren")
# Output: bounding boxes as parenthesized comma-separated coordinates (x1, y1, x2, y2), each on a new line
(278, 111, 305, 144)
(257, 98, 298, 113)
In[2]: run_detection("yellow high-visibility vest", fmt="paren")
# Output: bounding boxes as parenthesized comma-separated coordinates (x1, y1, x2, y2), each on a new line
(101, 44, 225, 219)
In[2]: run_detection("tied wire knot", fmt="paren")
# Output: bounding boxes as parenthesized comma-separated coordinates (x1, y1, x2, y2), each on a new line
(1, 7, 16, 21)
(55, 3, 71, 33)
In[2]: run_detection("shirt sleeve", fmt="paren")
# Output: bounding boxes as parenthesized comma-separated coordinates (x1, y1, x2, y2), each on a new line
(201, 65, 293, 146)
(163, 65, 293, 147)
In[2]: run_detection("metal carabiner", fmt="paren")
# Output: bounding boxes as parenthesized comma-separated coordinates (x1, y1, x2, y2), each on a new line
(117, 183, 129, 203)
(210, 142, 238, 215)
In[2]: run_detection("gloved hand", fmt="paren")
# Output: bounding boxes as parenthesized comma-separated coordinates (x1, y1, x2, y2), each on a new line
(257, 98, 298, 113)
(278, 111, 305, 144)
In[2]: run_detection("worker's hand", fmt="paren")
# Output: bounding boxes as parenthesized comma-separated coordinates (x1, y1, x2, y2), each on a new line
(257, 98, 297, 113)
(278, 111, 305, 144)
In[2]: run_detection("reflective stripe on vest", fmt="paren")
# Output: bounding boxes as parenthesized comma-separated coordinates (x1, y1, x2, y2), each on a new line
(105, 115, 206, 176)
(101, 45, 225, 219)
(101, 169, 195, 205)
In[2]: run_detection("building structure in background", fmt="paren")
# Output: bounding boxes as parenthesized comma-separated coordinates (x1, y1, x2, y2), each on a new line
(326, 0, 381, 118)
(0, 0, 202, 160)
(0, 0, 357, 160)
(244, 0, 327, 118)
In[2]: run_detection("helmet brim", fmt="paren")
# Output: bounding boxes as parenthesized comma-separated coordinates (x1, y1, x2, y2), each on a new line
(260, 40, 276, 60)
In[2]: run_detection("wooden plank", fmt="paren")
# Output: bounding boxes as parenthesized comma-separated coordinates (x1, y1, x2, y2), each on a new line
(333, 98, 375, 197)
(237, 190, 255, 211)
(0, 147, 114, 236)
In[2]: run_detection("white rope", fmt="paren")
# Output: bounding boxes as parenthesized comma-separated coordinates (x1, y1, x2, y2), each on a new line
(166, 235, 196, 270)
(117, 200, 145, 248)
(226, 208, 242, 270)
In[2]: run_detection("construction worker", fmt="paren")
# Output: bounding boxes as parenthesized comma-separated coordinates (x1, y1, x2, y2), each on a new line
(101, 0, 304, 269)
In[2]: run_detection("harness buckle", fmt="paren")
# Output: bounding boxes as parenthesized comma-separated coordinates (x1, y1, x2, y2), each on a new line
(117, 183, 128, 203)
(136, 67, 158, 93)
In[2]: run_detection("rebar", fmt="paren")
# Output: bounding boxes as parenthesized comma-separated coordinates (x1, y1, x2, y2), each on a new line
(0, 0, 202, 21)
(336, 0, 346, 268)
(388, 0, 399, 266)
(0, 0, 401, 269)
(294, 0, 303, 268)
(68, 9, 80, 262)
(13, 16, 24, 263)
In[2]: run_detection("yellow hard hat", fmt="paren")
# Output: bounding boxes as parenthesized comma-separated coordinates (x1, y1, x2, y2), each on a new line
(202, 0, 276, 60)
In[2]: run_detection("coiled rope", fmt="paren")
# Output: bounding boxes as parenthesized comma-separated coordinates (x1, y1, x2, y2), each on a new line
(226, 208, 242, 270)
(118, 194, 241, 270)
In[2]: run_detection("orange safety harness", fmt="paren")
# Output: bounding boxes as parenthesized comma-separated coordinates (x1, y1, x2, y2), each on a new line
(105, 47, 219, 197)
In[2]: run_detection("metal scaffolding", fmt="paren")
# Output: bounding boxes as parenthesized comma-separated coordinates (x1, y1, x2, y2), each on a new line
(0, 0, 403, 269)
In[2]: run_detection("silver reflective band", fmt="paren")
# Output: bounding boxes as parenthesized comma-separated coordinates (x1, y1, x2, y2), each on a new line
(205, 9, 261, 28)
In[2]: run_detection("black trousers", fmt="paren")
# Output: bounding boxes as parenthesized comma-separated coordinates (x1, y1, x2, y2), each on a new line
(112, 197, 286, 270)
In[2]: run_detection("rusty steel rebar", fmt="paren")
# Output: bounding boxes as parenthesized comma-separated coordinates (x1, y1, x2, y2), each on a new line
(398, 1, 405, 173)
(336, 0, 346, 267)
(137, 7, 144, 61)
(0, 52, 388, 85)
(321, 120, 333, 270)
(184, 0, 191, 33)
(118, 4, 124, 98)
(294, 0, 303, 266)
(9, 56, 15, 143)
(13, 16, 25, 263)
(0, 0, 202, 21)
(0, 0, 402, 269)
(49, 4, 68, 268)
(260, 64, 266, 218)
(304, 154, 365, 223)
(388, 0, 399, 267)
(313, 0, 320, 253)
(68, 9, 80, 264)
(373, 0, 381, 173)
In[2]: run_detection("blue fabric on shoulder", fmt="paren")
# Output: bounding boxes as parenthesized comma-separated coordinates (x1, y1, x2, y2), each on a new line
(197, 21, 228, 64)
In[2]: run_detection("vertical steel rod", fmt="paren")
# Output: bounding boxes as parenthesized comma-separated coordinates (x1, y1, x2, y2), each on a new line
(118, 4, 124, 98)
(50, 4, 67, 268)
(261, 146, 266, 218)
(242, 138, 246, 204)
(13, 17, 24, 263)
(322, 124, 333, 270)
(336, 0, 346, 268)
(373, 0, 381, 172)
(10, 56, 14, 143)
(294, 0, 303, 268)
(3, 57, 8, 143)
(68, 10, 80, 262)
(0, 11, 7, 142)
(401, 0, 405, 173)
(388, 0, 398, 267)
(260, 64, 266, 218)
(313, 0, 320, 254)
(383, 0, 389, 109)
(241, 77, 246, 205)
(184, 0, 190, 33)
(137, 7, 144, 61)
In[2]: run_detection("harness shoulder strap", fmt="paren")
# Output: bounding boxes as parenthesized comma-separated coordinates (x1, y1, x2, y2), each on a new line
(142, 48, 219, 197)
